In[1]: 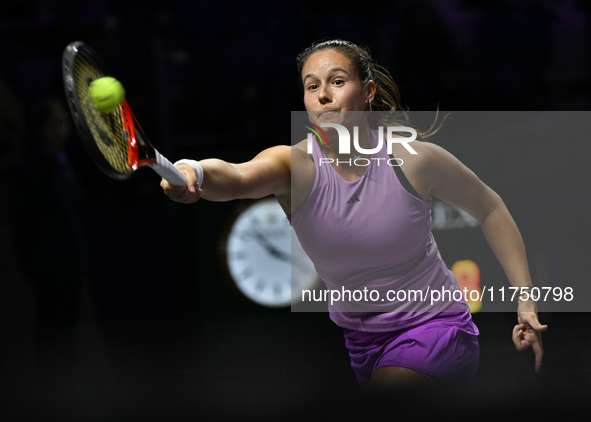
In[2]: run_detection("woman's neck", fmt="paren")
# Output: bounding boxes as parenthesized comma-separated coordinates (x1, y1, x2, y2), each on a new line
(321, 124, 373, 175)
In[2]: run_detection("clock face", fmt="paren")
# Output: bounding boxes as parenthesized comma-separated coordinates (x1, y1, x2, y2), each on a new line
(224, 198, 319, 308)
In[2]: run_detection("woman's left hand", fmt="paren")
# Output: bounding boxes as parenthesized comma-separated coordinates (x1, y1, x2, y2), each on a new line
(513, 300, 548, 373)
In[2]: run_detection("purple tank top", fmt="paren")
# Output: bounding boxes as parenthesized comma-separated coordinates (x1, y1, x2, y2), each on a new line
(290, 130, 469, 332)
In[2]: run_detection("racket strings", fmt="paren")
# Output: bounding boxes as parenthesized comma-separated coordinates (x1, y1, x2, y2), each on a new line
(73, 54, 129, 173)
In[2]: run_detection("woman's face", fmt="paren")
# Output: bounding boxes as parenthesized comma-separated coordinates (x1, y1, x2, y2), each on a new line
(301, 49, 374, 127)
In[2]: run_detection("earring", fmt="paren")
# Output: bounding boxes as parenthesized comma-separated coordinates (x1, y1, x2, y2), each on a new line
(368, 99, 372, 112)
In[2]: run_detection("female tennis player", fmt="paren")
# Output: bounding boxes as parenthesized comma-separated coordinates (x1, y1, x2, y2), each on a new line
(161, 39, 547, 390)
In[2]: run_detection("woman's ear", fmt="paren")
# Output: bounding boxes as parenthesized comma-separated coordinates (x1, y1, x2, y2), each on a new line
(366, 80, 376, 102)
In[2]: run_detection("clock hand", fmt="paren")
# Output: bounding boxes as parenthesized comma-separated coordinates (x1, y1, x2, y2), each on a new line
(249, 231, 291, 262)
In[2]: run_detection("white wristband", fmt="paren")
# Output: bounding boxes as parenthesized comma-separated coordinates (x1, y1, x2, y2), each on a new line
(174, 159, 204, 187)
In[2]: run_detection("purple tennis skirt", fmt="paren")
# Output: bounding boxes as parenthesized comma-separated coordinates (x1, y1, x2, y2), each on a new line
(343, 312, 479, 387)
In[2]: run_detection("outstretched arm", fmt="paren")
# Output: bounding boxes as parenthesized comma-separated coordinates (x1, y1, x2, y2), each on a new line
(414, 142, 548, 372)
(161, 145, 291, 203)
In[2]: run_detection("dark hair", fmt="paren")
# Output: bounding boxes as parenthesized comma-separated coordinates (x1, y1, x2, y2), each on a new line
(296, 39, 445, 138)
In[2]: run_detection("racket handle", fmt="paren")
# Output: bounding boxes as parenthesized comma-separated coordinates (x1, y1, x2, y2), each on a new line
(153, 150, 187, 186)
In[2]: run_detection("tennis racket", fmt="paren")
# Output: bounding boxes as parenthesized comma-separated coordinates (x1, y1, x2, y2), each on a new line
(62, 41, 186, 186)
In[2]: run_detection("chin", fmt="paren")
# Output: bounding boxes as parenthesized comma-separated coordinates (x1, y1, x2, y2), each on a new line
(316, 111, 344, 124)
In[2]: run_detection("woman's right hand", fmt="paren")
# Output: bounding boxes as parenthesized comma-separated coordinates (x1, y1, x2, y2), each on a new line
(160, 164, 202, 203)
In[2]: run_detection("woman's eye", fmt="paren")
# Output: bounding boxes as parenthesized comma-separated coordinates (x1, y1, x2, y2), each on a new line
(333, 79, 344, 86)
(307, 84, 318, 91)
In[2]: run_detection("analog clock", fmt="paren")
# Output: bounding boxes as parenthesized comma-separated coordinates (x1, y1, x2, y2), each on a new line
(220, 197, 319, 308)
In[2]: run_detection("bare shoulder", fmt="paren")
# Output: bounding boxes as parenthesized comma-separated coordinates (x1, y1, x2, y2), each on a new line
(393, 141, 462, 176)
(393, 140, 469, 202)
(290, 139, 316, 214)
(395, 140, 456, 167)
(291, 139, 315, 168)
(292, 139, 314, 159)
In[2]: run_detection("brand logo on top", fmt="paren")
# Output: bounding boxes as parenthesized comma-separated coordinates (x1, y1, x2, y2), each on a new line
(303, 122, 418, 166)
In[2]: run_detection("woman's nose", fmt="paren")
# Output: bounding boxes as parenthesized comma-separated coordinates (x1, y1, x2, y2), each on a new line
(318, 86, 331, 104)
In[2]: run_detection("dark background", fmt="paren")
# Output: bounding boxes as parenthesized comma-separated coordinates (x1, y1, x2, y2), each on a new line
(0, 0, 590, 420)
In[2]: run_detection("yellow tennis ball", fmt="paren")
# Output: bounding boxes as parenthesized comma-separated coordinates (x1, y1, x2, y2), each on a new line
(89, 77, 125, 113)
